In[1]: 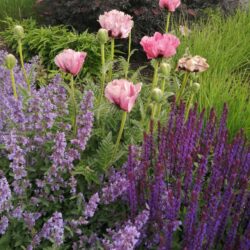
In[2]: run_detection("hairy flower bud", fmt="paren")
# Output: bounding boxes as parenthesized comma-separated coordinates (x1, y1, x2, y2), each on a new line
(5, 54, 17, 70)
(152, 88, 163, 102)
(13, 25, 24, 40)
(97, 28, 109, 44)
(191, 82, 200, 92)
(160, 62, 171, 76)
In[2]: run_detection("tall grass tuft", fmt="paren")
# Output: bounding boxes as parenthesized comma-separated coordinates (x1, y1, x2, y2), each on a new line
(0, 0, 35, 24)
(176, 9, 250, 139)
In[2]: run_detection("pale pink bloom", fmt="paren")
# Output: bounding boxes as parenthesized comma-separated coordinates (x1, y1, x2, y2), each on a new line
(105, 79, 142, 112)
(54, 49, 87, 76)
(140, 32, 180, 60)
(159, 0, 181, 12)
(98, 10, 134, 39)
(177, 55, 209, 72)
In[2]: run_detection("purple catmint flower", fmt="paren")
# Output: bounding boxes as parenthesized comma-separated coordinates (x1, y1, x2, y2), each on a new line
(51, 132, 67, 167)
(39, 212, 64, 246)
(23, 212, 42, 230)
(3, 130, 27, 181)
(11, 206, 23, 219)
(104, 209, 149, 250)
(71, 90, 94, 151)
(101, 170, 130, 204)
(0, 216, 9, 235)
(0, 175, 11, 213)
(84, 193, 100, 219)
(69, 175, 77, 194)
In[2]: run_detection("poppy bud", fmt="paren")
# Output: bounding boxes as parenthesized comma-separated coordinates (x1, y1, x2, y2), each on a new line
(13, 25, 24, 40)
(5, 54, 17, 70)
(97, 28, 109, 44)
(152, 88, 163, 102)
(159, 62, 171, 76)
(191, 82, 200, 92)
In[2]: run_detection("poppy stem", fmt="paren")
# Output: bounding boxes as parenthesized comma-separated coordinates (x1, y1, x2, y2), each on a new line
(156, 77, 167, 119)
(18, 40, 30, 93)
(185, 92, 194, 121)
(10, 69, 18, 99)
(176, 72, 189, 105)
(113, 111, 127, 160)
(70, 75, 77, 136)
(108, 38, 115, 81)
(125, 32, 132, 79)
(141, 60, 159, 124)
(99, 43, 106, 103)
(151, 60, 159, 91)
(165, 12, 171, 33)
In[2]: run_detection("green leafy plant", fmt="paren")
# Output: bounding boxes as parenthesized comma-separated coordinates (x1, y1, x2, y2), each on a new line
(1, 18, 102, 76)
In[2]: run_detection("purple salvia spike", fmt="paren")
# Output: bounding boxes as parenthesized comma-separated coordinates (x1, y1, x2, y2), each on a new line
(127, 145, 138, 218)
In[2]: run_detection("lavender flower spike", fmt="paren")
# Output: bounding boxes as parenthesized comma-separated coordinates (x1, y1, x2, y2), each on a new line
(84, 193, 100, 219)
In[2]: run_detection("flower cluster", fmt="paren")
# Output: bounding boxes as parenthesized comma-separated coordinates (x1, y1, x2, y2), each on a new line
(108, 103, 249, 249)
(0, 51, 95, 248)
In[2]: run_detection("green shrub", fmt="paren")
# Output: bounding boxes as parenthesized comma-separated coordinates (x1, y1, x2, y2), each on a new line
(0, 18, 102, 76)
(176, 9, 250, 139)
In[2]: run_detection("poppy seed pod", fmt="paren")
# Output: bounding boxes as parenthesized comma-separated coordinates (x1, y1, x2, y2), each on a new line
(152, 88, 163, 102)
(5, 54, 17, 70)
(97, 28, 109, 44)
(13, 25, 24, 40)
(160, 62, 171, 76)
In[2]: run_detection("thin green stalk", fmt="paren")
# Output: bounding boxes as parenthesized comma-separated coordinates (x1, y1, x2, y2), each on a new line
(165, 12, 171, 33)
(176, 72, 189, 105)
(113, 111, 127, 159)
(151, 60, 159, 91)
(18, 40, 30, 92)
(185, 93, 194, 121)
(146, 104, 157, 132)
(70, 75, 77, 136)
(141, 60, 159, 123)
(10, 69, 18, 99)
(125, 32, 132, 79)
(99, 43, 106, 103)
(156, 77, 167, 119)
(108, 38, 115, 81)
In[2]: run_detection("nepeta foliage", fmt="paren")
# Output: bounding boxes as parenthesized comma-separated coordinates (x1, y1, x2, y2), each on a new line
(0, 50, 97, 248)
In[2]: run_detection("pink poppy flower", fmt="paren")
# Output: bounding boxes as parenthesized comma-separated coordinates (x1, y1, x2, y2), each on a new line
(54, 49, 87, 76)
(159, 0, 181, 12)
(98, 10, 134, 39)
(140, 32, 180, 60)
(105, 79, 142, 112)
